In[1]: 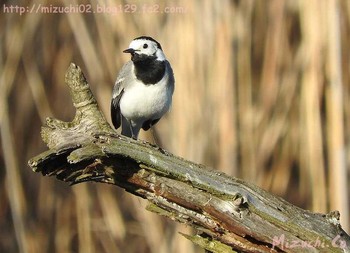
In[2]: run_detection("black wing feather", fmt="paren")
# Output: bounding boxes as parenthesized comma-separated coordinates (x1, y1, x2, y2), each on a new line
(142, 118, 160, 131)
(111, 89, 124, 129)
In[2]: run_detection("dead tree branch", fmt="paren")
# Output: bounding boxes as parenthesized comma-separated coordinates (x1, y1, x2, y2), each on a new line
(28, 63, 350, 253)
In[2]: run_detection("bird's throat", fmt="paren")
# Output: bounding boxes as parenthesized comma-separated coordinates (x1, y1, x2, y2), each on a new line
(132, 54, 166, 85)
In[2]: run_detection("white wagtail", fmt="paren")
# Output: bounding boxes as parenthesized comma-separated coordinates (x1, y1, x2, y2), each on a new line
(111, 36, 175, 139)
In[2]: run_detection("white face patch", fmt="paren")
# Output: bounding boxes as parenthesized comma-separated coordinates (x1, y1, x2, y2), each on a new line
(128, 39, 166, 61)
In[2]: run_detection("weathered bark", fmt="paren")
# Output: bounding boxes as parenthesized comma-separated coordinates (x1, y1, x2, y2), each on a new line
(28, 63, 350, 253)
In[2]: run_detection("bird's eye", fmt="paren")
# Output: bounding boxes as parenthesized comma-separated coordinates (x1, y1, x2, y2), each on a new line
(143, 43, 148, 49)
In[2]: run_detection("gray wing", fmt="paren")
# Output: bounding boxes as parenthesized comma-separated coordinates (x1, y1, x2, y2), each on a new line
(141, 60, 175, 131)
(111, 61, 133, 129)
(165, 60, 175, 94)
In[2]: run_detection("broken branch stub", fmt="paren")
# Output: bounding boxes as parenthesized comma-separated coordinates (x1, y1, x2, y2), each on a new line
(41, 63, 114, 150)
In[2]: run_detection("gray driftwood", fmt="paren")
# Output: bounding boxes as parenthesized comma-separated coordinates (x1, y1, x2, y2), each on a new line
(28, 63, 350, 253)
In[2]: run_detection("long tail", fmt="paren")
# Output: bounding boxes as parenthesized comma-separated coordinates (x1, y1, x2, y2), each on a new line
(121, 116, 141, 139)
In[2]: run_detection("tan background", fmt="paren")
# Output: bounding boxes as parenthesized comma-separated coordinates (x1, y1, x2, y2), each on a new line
(1, 0, 349, 252)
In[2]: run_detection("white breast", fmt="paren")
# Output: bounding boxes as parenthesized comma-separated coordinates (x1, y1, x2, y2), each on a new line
(120, 75, 173, 123)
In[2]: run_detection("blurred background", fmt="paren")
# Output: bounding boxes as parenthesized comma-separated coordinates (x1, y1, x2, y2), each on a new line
(1, 0, 350, 252)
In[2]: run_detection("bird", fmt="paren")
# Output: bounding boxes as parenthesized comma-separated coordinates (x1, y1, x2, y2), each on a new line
(111, 36, 175, 139)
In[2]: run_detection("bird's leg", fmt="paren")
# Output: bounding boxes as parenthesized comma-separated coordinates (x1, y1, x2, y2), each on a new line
(128, 119, 137, 139)
(150, 126, 163, 147)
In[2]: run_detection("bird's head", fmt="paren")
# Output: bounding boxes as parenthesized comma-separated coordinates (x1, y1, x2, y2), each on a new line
(123, 36, 166, 62)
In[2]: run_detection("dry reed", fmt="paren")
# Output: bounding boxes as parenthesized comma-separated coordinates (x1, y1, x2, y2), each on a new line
(0, 0, 349, 252)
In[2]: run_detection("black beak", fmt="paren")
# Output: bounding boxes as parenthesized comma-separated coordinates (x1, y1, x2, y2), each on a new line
(123, 48, 136, 54)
